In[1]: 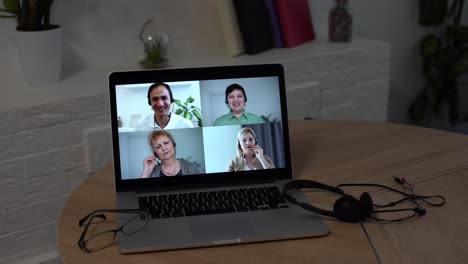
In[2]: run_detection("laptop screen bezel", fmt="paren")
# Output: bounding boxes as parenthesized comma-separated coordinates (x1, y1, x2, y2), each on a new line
(109, 64, 292, 192)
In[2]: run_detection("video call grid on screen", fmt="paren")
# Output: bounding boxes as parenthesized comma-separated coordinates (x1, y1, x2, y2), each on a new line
(115, 76, 285, 180)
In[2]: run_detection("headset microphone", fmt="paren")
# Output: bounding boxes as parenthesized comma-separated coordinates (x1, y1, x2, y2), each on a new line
(415, 207, 426, 216)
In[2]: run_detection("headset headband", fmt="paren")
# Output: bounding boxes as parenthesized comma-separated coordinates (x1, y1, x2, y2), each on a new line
(283, 180, 347, 219)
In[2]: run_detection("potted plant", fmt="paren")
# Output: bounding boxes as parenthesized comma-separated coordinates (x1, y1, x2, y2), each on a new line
(408, 0, 468, 125)
(174, 96, 203, 127)
(260, 114, 278, 123)
(1, 0, 62, 85)
(0, 0, 16, 18)
(138, 19, 169, 69)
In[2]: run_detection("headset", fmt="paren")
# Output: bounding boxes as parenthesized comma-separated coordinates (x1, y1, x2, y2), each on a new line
(147, 82, 174, 105)
(152, 152, 161, 165)
(282, 179, 446, 223)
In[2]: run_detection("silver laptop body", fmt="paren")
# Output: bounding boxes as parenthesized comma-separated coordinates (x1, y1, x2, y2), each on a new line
(108, 64, 328, 253)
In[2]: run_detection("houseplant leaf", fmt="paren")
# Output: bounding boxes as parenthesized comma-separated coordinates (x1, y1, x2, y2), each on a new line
(447, 25, 468, 45)
(423, 82, 440, 108)
(409, 95, 427, 122)
(446, 84, 459, 124)
(449, 49, 468, 77)
(423, 59, 443, 80)
(3, 0, 17, 11)
(433, 47, 461, 68)
(173, 99, 184, 108)
(174, 109, 183, 115)
(173, 96, 203, 126)
(0, 0, 17, 17)
(410, 0, 466, 124)
(420, 34, 441, 60)
(184, 112, 192, 120)
(192, 109, 202, 122)
(418, 0, 448, 26)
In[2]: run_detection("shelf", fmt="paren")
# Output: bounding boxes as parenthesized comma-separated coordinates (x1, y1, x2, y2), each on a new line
(1, 37, 390, 122)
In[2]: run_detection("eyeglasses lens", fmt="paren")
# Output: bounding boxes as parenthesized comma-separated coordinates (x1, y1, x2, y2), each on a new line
(122, 213, 148, 235)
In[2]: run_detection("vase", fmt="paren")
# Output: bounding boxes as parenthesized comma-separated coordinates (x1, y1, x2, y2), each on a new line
(16, 26, 63, 86)
(138, 20, 169, 69)
(329, 0, 353, 42)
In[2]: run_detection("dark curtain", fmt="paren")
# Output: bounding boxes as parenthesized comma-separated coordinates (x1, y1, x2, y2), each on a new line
(243, 121, 285, 168)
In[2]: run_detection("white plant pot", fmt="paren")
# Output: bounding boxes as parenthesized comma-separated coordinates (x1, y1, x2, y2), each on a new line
(16, 26, 63, 86)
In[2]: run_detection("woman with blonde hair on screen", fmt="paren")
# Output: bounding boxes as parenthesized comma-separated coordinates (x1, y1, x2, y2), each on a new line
(226, 127, 275, 171)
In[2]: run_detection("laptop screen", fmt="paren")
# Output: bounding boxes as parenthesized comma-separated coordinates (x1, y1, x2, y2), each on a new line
(109, 64, 292, 190)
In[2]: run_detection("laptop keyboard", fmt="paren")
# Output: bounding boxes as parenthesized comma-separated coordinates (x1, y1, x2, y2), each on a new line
(138, 186, 289, 219)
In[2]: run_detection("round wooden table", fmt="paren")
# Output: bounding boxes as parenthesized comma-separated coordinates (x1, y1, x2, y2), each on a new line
(57, 120, 468, 263)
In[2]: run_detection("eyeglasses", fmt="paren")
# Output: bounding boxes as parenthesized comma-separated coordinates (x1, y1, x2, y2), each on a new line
(77, 209, 149, 253)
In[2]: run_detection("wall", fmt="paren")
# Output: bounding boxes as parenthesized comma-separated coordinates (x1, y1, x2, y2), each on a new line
(0, 93, 110, 263)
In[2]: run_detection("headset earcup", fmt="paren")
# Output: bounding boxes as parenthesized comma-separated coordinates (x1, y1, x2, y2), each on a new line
(359, 192, 373, 220)
(334, 195, 362, 223)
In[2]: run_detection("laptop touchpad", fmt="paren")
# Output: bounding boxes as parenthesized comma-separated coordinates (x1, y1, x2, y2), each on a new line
(190, 217, 255, 239)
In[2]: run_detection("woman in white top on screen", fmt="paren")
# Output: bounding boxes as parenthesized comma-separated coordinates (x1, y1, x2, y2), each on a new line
(136, 82, 193, 130)
(226, 127, 275, 171)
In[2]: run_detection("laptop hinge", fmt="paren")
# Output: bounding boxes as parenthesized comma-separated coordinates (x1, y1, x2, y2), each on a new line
(134, 178, 276, 194)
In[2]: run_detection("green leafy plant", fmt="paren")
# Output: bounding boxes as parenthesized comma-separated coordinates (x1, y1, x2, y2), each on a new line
(409, 0, 468, 125)
(174, 96, 203, 127)
(260, 114, 278, 123)
(138, 19, 169, 69)
(0, 0, 57, 31)
(0, 0, 16, 18)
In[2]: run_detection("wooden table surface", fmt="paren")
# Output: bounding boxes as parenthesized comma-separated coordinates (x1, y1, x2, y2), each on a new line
(57, 120, 468, 263)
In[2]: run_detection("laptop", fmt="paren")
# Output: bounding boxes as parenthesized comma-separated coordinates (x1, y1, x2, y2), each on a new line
(108, 63, 328, 253)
